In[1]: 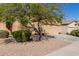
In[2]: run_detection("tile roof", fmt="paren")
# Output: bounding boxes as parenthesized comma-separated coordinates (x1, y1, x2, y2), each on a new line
(62, 20, 79, 25)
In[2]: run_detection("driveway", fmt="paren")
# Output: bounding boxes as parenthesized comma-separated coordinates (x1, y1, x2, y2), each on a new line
(52, 34, 79, 42)
(46, 34, 79, 56)
(47, 41, 79, 56)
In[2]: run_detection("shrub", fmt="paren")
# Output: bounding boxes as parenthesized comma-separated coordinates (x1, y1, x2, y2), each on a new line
(70, 29, 79, 37)
(0, 30, 9, 38)
(76, 30, 79, 36)
(66, 32, 69, 35)
(12, 30, 31, 42)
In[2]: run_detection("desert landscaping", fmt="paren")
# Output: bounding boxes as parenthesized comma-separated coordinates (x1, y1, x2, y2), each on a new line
(0, 38, 70, 56)
(0, 21, 71, 56)
(0, 3, 79, 56)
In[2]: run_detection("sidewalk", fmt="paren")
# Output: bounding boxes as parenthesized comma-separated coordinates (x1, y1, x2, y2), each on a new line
(47, 41, 79, 56)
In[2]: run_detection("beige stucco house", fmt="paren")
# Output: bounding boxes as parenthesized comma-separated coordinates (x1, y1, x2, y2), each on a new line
(0, 22, 9, 32)
(0, 20, 79, 36)
(61, 20, 79, 34)
(31, 22, 62, 35)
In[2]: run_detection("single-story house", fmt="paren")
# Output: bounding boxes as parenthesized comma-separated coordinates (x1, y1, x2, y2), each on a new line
(61, 20, 79, 34)
(0, 20, 79, 36)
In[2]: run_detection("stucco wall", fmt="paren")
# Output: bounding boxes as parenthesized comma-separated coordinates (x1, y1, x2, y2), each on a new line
(12, 21, 22, 32)
(42, 25, 62, 35)
(0, 21, 61, 35)
(0, 22, 9, 32)
(61, 25, 68, 34)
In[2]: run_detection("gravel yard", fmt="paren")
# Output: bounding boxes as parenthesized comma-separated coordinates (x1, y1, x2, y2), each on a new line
(0, 38, 70, 56)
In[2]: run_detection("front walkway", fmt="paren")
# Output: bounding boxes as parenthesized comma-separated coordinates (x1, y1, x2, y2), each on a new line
(47, 35, 79, 56)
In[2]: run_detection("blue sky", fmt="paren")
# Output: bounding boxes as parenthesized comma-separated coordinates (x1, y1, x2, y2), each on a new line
(61, 3, 79, 20)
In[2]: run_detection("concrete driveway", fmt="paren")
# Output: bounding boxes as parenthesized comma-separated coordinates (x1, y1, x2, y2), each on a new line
(55, 34, 79, 42)
(47, 34, 79, 56)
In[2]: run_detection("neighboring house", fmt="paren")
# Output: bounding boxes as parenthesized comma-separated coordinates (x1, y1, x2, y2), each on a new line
(61, 20, 79, 34)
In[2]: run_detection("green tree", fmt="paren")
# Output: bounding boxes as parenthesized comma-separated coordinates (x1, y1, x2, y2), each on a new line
(0, 4, 24, 32)
(28, 4, 64, 40)
(0, 3, 64, 41)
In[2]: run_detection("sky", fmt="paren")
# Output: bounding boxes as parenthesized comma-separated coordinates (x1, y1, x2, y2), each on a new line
(61, 3, 79, 20)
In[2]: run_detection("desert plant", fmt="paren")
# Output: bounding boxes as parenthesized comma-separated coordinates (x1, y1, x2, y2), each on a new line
(12, 30, 31, 42)
(76, 30, 79, 36)
(0, 30, 9, 38)
(70, 29, 79, 37)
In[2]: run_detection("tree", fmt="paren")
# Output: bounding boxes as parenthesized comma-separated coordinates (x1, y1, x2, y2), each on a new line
(0, 3, 64, 41)
(28, 4, 64, 41)
(0, 4, 25, 32)
(3, 16, 15, 32)
(14, 3, 63, 41)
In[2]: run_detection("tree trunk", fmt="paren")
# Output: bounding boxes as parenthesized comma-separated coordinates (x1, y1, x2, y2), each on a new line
(7, 25, 12, 32)
(38, 22, 42, 41)
(29, 22, 39, 33)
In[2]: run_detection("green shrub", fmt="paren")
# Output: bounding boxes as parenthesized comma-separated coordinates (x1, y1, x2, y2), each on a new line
(76, 30, 79, 36)
(0, 30, 9, 38)
(12, 30, 31, 42)
(66, 32, 69, 35)
(70, 29, 79, 37)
